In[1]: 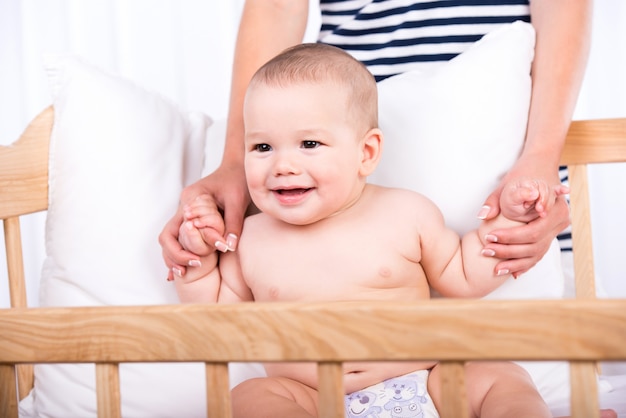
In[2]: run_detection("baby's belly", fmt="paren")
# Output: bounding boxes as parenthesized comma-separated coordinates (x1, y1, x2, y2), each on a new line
(264, 360, 437, 394)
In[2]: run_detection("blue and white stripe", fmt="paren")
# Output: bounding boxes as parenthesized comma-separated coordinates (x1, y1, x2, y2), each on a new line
(319, 0, 530, 81)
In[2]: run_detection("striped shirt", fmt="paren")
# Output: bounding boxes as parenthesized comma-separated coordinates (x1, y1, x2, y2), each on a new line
(318, 0, 530, 81)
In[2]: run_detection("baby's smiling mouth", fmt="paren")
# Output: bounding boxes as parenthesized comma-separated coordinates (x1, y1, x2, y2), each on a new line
(272, 187, 314, 204)
(275, 188, 312, 195)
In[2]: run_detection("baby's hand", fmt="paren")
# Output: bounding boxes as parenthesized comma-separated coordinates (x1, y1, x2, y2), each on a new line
(180, 194, 236, 254)
(500, 178, 569, 222)
(179, 220, 213, 256)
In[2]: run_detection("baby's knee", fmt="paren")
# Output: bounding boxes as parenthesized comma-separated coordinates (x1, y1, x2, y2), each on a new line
(231, 378, 274, 418)
(231, 376, 318, 418)
(466, 361, 534, 389)
(465, 361, 546, 417)
(232, 377, 268, 401)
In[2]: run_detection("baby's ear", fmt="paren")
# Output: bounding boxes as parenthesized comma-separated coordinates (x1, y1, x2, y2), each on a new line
(359, 128, 383, 176)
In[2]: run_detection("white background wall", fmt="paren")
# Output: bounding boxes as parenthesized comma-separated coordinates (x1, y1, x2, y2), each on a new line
(1, 0, 625, 308)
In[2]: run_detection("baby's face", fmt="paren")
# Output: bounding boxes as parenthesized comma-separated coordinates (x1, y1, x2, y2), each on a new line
(243, 81, 368, 225)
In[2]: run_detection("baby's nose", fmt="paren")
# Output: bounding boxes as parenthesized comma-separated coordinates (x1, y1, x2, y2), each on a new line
(273, 153, 300, 176)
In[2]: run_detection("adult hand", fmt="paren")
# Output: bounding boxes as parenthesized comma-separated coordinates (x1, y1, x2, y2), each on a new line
(478, 157, 570, 278)
(159, 162, 250, 280)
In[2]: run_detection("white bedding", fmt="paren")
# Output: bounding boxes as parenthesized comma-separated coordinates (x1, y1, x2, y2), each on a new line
(548, 373, 626, 417)
(601, 374, 626, 417)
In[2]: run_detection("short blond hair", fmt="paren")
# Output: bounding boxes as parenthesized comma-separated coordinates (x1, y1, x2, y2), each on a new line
(249, 43, 378, 129)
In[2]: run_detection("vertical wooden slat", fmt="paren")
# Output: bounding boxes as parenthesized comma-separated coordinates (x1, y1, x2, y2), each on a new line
(318, 362, 345, 418)
(568, 164, 597, 299)
(438, 361, 469, 418)
(568, 164, 601, 382)
(206, 362, 231, 418)
(4, 217, 28, 308)
(0, 365, 18, 418)
(95, 363, 121, 418)
(570, 361, 600, 418)
(3, 217, 35, 400)
(568, 163, 600, 417)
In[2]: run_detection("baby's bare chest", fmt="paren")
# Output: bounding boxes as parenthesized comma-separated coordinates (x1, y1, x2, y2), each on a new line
(239, 224, 428, 302)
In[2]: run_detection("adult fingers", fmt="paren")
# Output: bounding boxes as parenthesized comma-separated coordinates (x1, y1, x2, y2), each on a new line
(484, 197, 569, 246)
(221, 190, 251, 251)
(158, 213, 199, 272)
(478, 188, 502, 220)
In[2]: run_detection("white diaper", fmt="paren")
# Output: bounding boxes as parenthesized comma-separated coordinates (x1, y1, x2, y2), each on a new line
(344, 370, 439, 418)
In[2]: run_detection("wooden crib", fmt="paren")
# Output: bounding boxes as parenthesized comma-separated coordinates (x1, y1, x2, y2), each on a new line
(1, 107, 626, 418)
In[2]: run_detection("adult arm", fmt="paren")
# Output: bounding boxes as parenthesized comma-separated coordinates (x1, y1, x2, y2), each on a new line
(480, 0, 592, 276)
(159, 0, 309, 280)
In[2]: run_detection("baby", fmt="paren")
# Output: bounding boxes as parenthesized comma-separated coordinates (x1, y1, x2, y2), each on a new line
(174, 43, 567, 418)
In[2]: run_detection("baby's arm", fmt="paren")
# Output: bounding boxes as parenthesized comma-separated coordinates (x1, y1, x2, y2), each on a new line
(426, 177, 569, 298)
(174, 194, 224, 302)
(419, 199, 525, 298)
(175, 195, 243, 303)
(175, 225, 221, 303)
(499, 177, 569, 222)
(174, 236, 251, 304)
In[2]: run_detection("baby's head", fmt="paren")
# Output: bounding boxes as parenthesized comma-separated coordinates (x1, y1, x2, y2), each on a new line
(247, 43, 378, 131)
(243, 44, 383, 225)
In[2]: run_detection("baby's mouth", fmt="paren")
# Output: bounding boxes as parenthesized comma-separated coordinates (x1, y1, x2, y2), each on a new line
(275, 188, 312, 195)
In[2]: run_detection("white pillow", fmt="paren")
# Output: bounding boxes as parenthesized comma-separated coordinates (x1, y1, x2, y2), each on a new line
(371, 21, 564, 301)
(20, 55, 264, 418)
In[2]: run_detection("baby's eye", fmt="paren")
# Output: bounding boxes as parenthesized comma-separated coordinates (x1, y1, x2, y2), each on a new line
(301, 140, 321, 149)
(254, 143, 272, 152)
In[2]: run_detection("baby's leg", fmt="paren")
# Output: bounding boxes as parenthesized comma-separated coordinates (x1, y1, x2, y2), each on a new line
(231, 376, 318, 418)
(466, 362, 551, 418)
(463, 363, 616, 418)
(428, 361, 551, 418)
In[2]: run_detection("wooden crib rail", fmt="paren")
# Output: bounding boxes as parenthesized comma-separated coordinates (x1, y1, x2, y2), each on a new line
(3, 300, 625, 364)
(561, 118, 626, 165)
(1, 106, 52, 412)
(2, 299, 626, 418)
(561, 118, 626, 299)
(0, 106, 51, 220)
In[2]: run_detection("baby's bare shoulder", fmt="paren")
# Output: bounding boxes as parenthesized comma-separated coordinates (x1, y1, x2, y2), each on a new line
(241, 211, 271, 231)
(367, 184, 440, 212)
(238, 213, 275, 249)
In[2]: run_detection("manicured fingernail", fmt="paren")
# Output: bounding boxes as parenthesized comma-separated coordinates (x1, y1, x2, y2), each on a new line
(481, 249, 496, 257)
(188, 259, 202, 267)
(173, 267, 183, 278)
(485, 234, 498, 243)
(477, 205, 490, 219)
(215, 241, 229, 253)
(226, 233, 238, 251)
(497, 269, 510, 276)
